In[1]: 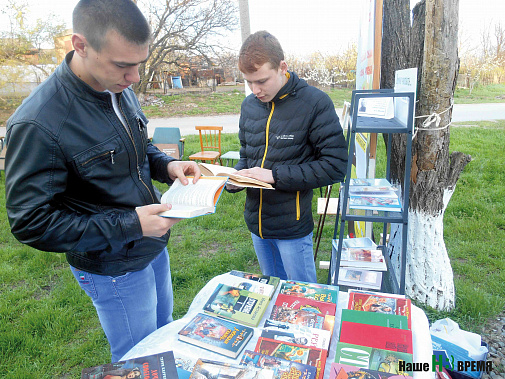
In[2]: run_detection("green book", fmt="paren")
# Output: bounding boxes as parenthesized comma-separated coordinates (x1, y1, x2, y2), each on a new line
(279, 280, 339, 304)
(341, 308, 409, 330)
(203, 283, 270, 327)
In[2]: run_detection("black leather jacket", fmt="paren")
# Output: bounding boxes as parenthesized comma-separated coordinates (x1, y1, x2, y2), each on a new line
(5, 51, 175, 276)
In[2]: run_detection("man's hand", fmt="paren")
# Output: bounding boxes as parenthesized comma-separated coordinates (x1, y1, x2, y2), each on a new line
(235, 167, 274, 184)
(136, 204, 181, 237)
(167, 160, 201, 185)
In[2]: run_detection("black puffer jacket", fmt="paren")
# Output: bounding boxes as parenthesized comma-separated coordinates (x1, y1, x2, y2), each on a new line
(5, 51, 175, 276)
(236, 71, 348, 239)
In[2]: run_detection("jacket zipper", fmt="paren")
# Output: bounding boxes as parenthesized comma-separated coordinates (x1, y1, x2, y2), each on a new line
(82, 149, 115, 166)
(117, 93, 155, 203)
(258, 101, 276, 239)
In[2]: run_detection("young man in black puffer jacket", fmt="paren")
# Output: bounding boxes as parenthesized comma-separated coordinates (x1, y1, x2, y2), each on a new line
(229, 31, 348, 283)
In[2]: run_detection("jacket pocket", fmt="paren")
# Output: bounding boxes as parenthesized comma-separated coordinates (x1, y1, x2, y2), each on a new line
(73, 137, 125, 181)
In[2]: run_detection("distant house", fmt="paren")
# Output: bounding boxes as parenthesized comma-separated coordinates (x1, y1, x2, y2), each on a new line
(0, 64, 56, 96)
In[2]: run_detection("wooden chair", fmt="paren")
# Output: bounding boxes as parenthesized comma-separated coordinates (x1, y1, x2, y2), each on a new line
(188, 126, 223, 164)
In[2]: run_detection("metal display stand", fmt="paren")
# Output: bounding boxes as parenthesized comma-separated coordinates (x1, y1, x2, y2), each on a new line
(328, 89, 414, 295)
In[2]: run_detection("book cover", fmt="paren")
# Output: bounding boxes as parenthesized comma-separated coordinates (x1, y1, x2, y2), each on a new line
(349, 195, 402, 212)
(350, 178, 392, 187)
(198, 162, 274, 189)
(340, 309, 409, 330)
(219, 274, 276, 299)
(159, 176, 227, 218)
(81, 350, 178, 379)
(329, 363, 413, 379)
(279, 280, 339, 304)
(229, 270, 281, 291)
(189, 358, 275, 378)
(254, 337, 327, 379)
(347, 292, 412, 329)
(274, 293, 336, 317)
(334, 342, 413, 376)
(334, 244, 387, 271)
(203, 283, 270, 327)
(342, 237, 377, 249)
(240, 349, 318, 379)
(267, 305, 334, 332)
(260, 323, 332, 351)
(338, 268, 383, 290)
(348, 186, 398, 198)
(339, 321, 413, 354)
(177, 313, 254, 358)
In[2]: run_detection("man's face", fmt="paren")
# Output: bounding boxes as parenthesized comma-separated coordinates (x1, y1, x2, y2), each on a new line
(81, 30, 149, 93)
(242, 61, 288, 102)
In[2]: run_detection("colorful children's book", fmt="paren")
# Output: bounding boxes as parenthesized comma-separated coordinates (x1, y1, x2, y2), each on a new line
(274, 293, 336, 317)
(178, 313, 254, 358)
(338, 268, 383, 290)
(267, 306, 335, 333)
(81, 350, 178, 379)
(203, 283, 270, 327)
(260, 323, 332, 351)
(220, 274, 276, 298)
(279, 280, 339, 304)
(240, 350, 318, 379)
(334, 342, 413, 376)
(254, 337, 327, 379)
(339, 321, 413, 354)
(189, 358, 274, 378)
(229, 270, 281, 291)
(340, 309, 409, 330)
(329, 363, 413, 379)
(347, 291, 412, 329)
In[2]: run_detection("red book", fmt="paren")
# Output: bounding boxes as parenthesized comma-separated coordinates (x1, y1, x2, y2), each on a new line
(339, 320, 413, 354)
(254, 337, 327, 379)
(274, 293, 337, 316)
(347, 291, 412, 329)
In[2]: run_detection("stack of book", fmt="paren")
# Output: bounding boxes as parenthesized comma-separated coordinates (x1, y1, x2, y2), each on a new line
(335, 237, 384, 290)
(332, 289, 414, 379)
(347, 178, 402, 213)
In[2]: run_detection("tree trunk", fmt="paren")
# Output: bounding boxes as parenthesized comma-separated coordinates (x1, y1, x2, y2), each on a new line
(381, 0, 471, 310)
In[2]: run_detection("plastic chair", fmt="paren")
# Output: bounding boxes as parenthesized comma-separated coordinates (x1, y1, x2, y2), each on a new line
(188, 126, 223, 164)
(151, 127, 185, 159)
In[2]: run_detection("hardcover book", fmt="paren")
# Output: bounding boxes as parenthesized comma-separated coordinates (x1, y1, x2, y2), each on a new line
(254, 337, 327, 379)
(260, 323, 332, 351)
(348, 195, 402, 212)
(279, 280, 339, 304)
(334, 342, 413, 376)
(203, 283, 270, 327)
(159, 176, 227, 218)
(219, 274, 276, 299)
(333, 243, 387, 271)
(338, 268, 383, 290)
(189, 358, 274, 378)
(177, 313, 254, 358)
(350, 178, 392, 187)
(340, 309, 409, 330)
(240, 350, 318, 379)
(274, 293, 336, 316)
(341, 237, 377, 249)
(347, 291, 412, 329)
(348, 186, 398, 198)
(229, 270, 281, 291)
(339, 320, 413, 354)
(267, 306, 335, 333)
(329, 363, 413, 379)
(81, 350, 178, 379)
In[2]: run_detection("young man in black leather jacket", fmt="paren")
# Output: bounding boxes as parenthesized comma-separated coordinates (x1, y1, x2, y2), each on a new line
(5, 0, 200, 362)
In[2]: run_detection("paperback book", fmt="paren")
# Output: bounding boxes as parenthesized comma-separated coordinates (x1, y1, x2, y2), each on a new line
(229, 270, 281, 291)
(260, 323, 332, 351)
(254, 337, 327, 379)
(340, 309, 409, 330)
(279, 280, 339, 304)
(177, 313, 254, 358)
(273, 293, 336, 316)
(338, 268, 383, 290)
(348, 195, 402, 212)
(339, 321, 413, 354)
(189, 358, 274, 379)
(198, 162, 274, 189)
(240, 350, 318, 379)
(334, 342, 413, 376)
(350, 178, 392, 187)
(348, 186, 398, 198)
(342, 237, 377, 249)
(267, 306, 335, 334)
(329, 363, 413, 379)
(203, 283, 270, 327)
(81, 350, 178, 379)
(332, 242, 387, 271)
(219, 274, 276, 299)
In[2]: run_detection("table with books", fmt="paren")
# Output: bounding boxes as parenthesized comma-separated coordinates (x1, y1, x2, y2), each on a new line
(120, 271, 435, 379)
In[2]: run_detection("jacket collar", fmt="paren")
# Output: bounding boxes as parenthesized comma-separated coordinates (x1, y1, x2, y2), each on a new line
(270, 71, 306, 103)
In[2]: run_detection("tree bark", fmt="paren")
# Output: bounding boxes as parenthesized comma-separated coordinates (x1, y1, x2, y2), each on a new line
(380, 0, 471, 310)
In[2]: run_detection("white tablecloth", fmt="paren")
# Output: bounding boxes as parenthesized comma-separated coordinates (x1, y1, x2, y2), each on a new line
(121, 273, 434, 379)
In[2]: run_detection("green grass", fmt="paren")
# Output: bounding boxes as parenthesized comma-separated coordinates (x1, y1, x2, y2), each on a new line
(1, 95, 505, 377)
(454, 83, 505, 104)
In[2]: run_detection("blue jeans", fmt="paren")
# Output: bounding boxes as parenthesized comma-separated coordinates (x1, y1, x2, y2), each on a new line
(251, 232, 317, 282)
(70, 248, 173, 362)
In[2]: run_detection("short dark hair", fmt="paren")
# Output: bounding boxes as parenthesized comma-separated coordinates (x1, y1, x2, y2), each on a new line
(238, 30, 284, 73)
(73, 0, 151, 51)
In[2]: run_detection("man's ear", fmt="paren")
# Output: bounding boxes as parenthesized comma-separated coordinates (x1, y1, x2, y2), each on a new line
(279, 60, 288, 75)
(72, 34, 88, 57)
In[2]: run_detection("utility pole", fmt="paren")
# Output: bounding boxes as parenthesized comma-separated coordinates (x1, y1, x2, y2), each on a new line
(238, 0, 252, 96)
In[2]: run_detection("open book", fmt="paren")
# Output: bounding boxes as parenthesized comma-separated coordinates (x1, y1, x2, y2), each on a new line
(198, 163, 274, 189)
(159, 176, 227, 218)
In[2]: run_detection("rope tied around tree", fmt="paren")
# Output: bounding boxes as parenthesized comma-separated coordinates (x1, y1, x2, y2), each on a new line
(412, 99, 454, 139)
